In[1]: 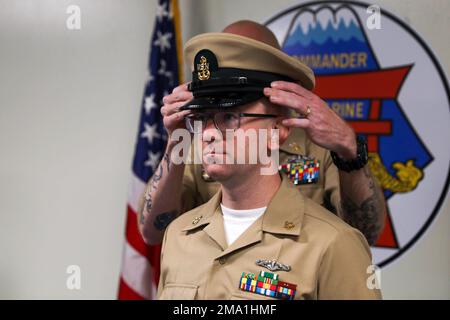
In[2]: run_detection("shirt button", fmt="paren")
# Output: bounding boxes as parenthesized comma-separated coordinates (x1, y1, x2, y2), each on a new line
(218, 257, 226, 265)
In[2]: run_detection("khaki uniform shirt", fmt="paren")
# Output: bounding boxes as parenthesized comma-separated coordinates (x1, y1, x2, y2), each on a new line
(180, 128, 343, 218)
(157, 174, 381, 300)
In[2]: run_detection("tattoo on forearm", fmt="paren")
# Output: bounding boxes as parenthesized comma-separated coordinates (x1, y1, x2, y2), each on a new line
(142, 168, 159, 222)
(150, 164, 163, 190)
(341, 166, 385, 245)
(163, 152, 170, 173)
(145, 192, 153, 214)
(153, 210, 178, 231)
(141, 153, 171, 226)
(139, 209, 145, 225)
(139, 192, 152, 225)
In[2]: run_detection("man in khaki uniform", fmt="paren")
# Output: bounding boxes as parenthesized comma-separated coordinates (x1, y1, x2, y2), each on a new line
(156, 26, 382, 300)
(139, 21, 386, 249)
(181, 127, 341, 218)
(158, 176, 380, 300)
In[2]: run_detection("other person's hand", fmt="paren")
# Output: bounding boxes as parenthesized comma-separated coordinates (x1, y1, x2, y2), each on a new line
(264, 81, 357, 159)
(160, 83, 193, 136)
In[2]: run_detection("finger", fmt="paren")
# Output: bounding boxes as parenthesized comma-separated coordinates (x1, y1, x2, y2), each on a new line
(163, 90, 193, 105)
(161, 100, 191, 116)
(281, 117, 310, 128)
(264, 87, 309, 115)
(164, 109, 192, 123)
(271, 81, 314, 100)
(172, 82, 190, 94)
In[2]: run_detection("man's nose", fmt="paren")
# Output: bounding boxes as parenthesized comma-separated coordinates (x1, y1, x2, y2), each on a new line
(202, 118, 221, 142)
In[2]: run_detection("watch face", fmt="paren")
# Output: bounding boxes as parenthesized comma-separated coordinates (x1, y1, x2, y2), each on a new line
(331, 136, 368, 172)
(358, 137, 369, 162)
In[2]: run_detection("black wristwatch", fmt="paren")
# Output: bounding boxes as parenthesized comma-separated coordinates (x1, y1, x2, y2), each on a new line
(330, 136, 368, 172)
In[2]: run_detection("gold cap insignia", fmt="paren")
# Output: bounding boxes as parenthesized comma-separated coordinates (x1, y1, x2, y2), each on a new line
(197, 56, 210, 80)
(193, 49, 217, 82)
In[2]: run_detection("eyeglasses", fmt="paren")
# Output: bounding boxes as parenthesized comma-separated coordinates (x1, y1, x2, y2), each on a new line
(184, 111, 278, 134)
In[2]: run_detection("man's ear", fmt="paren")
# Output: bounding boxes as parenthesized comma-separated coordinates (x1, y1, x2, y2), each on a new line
(268, 119, 291, 151)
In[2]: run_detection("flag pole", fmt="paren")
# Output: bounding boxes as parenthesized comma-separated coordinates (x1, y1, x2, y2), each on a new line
(172, 0, 183, 83)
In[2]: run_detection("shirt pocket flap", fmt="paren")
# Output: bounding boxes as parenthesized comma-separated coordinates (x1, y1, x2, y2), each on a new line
(159, 283, 199, 300)
(230, 291, 279, 300)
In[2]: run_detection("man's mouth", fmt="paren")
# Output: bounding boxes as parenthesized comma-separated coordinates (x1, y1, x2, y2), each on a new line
(203, 145, 227, 156)
(204, 152, 227, 156)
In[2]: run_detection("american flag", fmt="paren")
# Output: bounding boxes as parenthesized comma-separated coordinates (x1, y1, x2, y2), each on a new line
(118, 0, 182, 300)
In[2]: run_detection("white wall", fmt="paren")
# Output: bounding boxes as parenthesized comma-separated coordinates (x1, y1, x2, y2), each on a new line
(0, 0, 448, 299)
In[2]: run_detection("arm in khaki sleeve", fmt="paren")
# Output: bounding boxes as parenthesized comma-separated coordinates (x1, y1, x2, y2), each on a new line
(317, 228, 382, 300)
(322, 150, 342, 216)
(156, 224, 170, 299)
(180, 163, 202, 213)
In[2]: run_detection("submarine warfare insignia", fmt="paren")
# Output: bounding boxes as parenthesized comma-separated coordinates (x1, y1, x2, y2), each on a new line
(255, 259, 291, 272)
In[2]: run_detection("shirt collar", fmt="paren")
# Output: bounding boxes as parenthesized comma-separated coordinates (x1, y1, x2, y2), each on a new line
(182, 174, 304, 237)
(279, 127, 306, 155)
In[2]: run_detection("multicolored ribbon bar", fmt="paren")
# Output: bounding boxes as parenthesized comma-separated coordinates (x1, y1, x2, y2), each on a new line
(239, 271, 297, 300)
(279, 155, 320, 185)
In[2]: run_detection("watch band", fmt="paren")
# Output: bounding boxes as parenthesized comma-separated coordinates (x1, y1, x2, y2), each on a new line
(330, 136, 369, 172)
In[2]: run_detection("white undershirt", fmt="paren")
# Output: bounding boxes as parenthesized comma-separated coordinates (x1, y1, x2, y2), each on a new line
(220, 203, 267, 246)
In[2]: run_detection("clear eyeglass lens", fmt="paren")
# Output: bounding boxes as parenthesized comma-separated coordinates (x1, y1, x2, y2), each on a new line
(186, 115, 207, 133)
(215, 112, 239, 131)
(186, 112, 240, 133)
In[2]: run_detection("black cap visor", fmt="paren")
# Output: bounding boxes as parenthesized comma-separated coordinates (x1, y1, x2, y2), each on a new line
(180, 68, 292, 111)
(180, 92, 264, 111)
